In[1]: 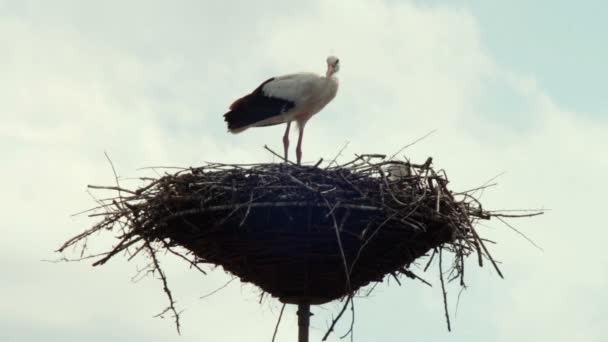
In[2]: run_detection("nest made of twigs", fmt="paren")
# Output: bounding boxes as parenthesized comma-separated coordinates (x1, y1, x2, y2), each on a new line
(61, 154, 508, 306)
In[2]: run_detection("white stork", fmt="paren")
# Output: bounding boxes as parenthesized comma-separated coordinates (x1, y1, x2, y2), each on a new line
(224, 56, 340, 165)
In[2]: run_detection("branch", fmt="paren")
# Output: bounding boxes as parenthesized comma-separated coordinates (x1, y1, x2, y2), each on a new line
(271, 303, 286, 342)
(439, 249, 451, 332)
(145, 240, 181, 334)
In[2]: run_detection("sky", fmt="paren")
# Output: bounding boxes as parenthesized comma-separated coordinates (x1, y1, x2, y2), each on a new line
(1, 1, 607, 341)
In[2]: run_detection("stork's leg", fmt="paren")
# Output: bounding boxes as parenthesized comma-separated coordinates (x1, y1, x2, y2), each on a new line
(282, 122, 291, 162)
(296, 125, 304, 165)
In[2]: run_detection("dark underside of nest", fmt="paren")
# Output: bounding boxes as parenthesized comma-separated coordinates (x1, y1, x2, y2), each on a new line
(61, 155, 503, 306)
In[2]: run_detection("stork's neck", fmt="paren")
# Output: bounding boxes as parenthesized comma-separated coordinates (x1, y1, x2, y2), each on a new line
(323, 74, 339, 85)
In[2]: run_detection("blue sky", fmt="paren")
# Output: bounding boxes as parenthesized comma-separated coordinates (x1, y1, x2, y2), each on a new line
(1, 1, 607, 341)
(420, 0, 608, 115)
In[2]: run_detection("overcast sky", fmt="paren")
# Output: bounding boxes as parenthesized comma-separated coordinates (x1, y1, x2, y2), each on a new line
(2, 1, 607, 341)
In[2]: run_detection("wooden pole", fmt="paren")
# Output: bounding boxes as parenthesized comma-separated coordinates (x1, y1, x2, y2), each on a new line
(297, 304, 310, 342)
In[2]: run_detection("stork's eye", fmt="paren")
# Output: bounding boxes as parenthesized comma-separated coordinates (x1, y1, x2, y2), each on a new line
(334, 59, 340, 66)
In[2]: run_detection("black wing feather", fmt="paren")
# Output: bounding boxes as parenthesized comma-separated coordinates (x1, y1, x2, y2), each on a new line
(224, 78, 295, 131)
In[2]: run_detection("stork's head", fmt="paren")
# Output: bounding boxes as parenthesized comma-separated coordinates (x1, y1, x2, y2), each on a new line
(326, 56, 340, 77)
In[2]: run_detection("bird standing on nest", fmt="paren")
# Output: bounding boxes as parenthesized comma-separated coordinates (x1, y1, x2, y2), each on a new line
(224, 56, 340, 165)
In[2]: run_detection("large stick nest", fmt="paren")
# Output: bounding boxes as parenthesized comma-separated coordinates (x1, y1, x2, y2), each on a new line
(60, 152, 543, 335)
(62, 154, 505, 302)
(59, 151, 542, 340)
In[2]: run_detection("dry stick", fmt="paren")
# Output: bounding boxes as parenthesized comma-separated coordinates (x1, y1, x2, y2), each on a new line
(287, 174, 352, 298)
(454, 285, 467, 318)
(326, 141, 350, 169)
(459, 253, 465, 286)
(439, 249, 451, 332)
(239, 192, 256, 227)
(436, 183, 442, 213)
(129, 260, 156, 283)
(469, 223, 503, 278)
(496, 217, 544, 252)
(42, 252, 111, 263)
(390, 272, 402, 286)
(325, 200, 343, 218)
(137, 166, 188, 171)
(454, 182, 498, 195)
(322, 296, 353, 341)
(161, 242, 208, 275)
(473, 171, 507, 199)
(424, 249, 437, 272)
(363, 282, 380, 297)
(348, 211, 400, 277)
(57, 217, 116, 252)
(388, 129, 437, 161)
(339, 299, 356, 342)
(323, 197, 355, 341)
(144, 240, 181, 334)
(200, 277, 236, 299)
(87, 209, 131, 217)
(400, 268, 433, 287)
(135, 177, 168, 195)
(487, 208, 549, 213)
(492, 212, 544, 218)
(127, 243, 148, 262)
(271, 303, 286, 342)
(104, 152, 122, 194)
(103, 152, 130, 228)
(87, 185, 137, 195)
(287, 173, 318, 193)
(473, 238, 483, 268)
(324, 198, 352, 291)
(290, 172, 354, 293)
(331, 154, 364, 170)
(92, 236, 143, 266)
(264, 144, 297, 165)
(349, 206, 415, 277)
(71, 201, 124, 217)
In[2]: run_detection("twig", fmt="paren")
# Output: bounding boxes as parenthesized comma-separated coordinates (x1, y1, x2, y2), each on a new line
(424, 249, 437, 272)
(161, 242, 207, 274)
(271, 303, 286, 342)
(474, 171, 507, 198)
(454, 182, 498, 195)
(200, 277, 236, 299)
(388, 129, 437, 160)
(87, 185, 138, 195)
(400, 268, 433, 287)
(322, 296, 352, 341)
(454, 285, 467, 318)
(104, 152, 122, 197)
(264, 144, 297, 165)
(145, 240, 181, 334)
(339, 299, 356, 341)
(327, 141, 350, 168)
(492, 212, 544, 218)
(439, 249, 451, 332)
(496, 217, 544, 252)
(322, 196, 352, 294)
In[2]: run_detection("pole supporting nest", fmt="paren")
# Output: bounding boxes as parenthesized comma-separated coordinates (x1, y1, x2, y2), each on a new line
(297, 304, 311, 342)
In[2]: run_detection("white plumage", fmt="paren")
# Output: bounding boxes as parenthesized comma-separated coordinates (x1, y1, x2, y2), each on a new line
(224, 56, 340, 164)
(386, 163, 412, 181)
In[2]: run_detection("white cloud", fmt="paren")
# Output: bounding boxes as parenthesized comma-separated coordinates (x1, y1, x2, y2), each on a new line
(1, 1, 606, 341)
